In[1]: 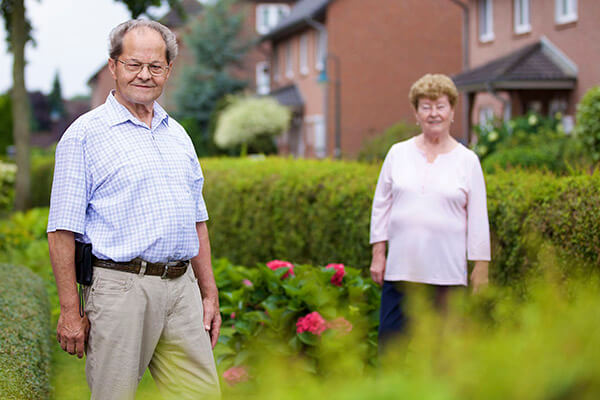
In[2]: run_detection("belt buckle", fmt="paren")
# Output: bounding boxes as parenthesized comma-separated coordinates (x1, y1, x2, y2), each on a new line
(161, 264, 170, 279)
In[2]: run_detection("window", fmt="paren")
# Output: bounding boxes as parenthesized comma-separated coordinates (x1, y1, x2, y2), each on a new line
(256, 4, 291, 34)
(514, 0, 531, 34)
(479, 0, 494, 42)
(285, 41, 293, 78)
(315, 31, 325, 71)
(256, 61, 270, 95)
(273, 47, 280, 82)
(479, 107, 495, 127)
(555, 0, 577, 24)
(299, 34, 309, 75)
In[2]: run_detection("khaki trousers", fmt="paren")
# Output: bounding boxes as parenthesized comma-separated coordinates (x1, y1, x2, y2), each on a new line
(83, 266, 220, 400)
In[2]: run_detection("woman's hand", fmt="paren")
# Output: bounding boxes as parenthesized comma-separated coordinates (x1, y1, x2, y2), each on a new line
(370, 242, 387, 286)
(470, 261, 489, 293)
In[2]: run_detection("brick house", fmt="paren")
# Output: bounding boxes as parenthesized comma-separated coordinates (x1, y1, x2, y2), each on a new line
(88, 0, 296, 112)
(262, 0, 464, 158)
(453, 0, 600, 139)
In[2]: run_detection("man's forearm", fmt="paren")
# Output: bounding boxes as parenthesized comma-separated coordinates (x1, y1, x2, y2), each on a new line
(191, 222, 218, 302)
(48, 230, 79, 311)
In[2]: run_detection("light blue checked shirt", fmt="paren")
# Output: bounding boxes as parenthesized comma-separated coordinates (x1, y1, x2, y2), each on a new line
(47, 93, 208, 263)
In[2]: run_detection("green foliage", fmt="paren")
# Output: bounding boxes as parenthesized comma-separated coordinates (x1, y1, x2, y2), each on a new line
(214, 96, 291, 152)
(30, 151, 54, 208)
(0, 93, 13, 156)
(174, 0, 251, 155)
(575, 86, 600, 162)
(357, 122, 418, 162)
(0, 161, 16, 214)
(214, 259, 380, 376)
(0, 263, 51, 400)
(47, 71, 65, 118)
(202, 157, 379, 268)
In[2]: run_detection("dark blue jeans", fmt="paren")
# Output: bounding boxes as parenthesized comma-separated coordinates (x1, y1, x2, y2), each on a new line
(378, 281, 464, 353)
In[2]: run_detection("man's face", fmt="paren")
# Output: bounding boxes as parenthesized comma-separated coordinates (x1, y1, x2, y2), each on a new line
(108, 28, 172, 107)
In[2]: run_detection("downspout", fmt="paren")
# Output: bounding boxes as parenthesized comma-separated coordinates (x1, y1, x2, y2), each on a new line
(448, 0, 471, 143)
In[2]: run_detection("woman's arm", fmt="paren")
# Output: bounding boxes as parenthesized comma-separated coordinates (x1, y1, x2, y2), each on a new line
(370, 241, 387, 286)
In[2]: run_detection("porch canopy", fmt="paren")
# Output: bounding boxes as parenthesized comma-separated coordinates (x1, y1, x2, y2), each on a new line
(453, 37, 577, 93)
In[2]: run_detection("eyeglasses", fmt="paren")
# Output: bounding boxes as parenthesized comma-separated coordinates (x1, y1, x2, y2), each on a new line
(418, 103, 449, 113)
(115, 59, 169, 76)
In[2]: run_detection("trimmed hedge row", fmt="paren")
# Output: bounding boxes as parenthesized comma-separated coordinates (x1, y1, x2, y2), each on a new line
(201, 158, 600, 284)
(0, 263, 51, 400)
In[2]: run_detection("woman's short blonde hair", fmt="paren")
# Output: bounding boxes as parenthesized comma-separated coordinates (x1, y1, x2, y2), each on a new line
(409, 74, 458, 110)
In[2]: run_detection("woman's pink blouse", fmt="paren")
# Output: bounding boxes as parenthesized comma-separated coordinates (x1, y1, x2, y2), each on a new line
(370, 137, 491, 286)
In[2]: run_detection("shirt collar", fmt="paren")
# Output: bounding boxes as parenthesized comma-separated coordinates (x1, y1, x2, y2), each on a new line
(104, 91, 170, 130)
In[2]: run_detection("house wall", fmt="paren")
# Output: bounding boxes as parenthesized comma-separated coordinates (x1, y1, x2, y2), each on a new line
(326, 0, 463, 156)
(469, 0, 600, 119)
(89, 65, 114, 109)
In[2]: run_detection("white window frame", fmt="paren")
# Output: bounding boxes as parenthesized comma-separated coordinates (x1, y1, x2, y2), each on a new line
(306, 115, 326, 158)
(299, 33, 309, 75)
(315, 31, 324, 71)
(256, 61, 270, 95)
(555, 0, 577, 24)
(256, 4, 291, 35)
(285, 41, 294, 79)
(514, 0, 531, 34)
(479, 0, 494, 43)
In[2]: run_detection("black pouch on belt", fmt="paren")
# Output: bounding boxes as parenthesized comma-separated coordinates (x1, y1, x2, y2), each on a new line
(74, 241, 93, 317)
(75, 241, 93, 286)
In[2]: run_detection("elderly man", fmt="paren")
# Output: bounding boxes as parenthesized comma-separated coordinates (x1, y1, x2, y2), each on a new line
(47, 20, 220, 399)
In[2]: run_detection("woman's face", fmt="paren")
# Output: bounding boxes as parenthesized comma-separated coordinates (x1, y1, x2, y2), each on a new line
(414, 95, 455, 136)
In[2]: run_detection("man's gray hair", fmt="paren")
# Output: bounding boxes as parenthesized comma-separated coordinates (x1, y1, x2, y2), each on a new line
(109, 19, 178, 63)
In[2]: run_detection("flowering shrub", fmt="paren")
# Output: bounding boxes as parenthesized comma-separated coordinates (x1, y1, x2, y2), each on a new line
(266, 259, 295, 279)
(213, 258, 380, 381)
(296, 312, 328, 336)
(326, 263, 345, 286)
(223, 365, 249, 386)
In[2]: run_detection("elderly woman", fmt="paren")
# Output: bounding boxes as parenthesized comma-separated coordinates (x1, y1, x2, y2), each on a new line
(369, 73, 490, 347)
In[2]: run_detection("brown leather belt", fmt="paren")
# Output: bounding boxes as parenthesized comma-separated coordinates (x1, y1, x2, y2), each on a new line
(93, 258, 189, 279)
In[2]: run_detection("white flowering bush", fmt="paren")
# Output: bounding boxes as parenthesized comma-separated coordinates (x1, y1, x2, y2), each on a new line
(214, 97, 291, 149)
(0, 162, 16, 212)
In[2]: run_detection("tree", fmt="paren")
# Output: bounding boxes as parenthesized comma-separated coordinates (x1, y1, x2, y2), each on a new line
(0, 0, 184, 211)
(174, 0, 251, 155)
(48, 71, 66, 120)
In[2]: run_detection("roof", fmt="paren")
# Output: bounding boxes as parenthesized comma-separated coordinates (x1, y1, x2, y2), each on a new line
(262, 0, 331, 41)
(159, 0, 203, 28)
(269, 84, 304, 110)
(453, 37, 577, 92)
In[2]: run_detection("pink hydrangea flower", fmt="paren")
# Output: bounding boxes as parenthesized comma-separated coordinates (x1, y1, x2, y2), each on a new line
(296, 311, 328, 336)
(230, 312, 236, 319)
(242, 279, 253, 287)
(223, 366, 249, 386)
(327, 317, 353, 334)
(326, 263, 345, 286)
(266, 260, 295, 279)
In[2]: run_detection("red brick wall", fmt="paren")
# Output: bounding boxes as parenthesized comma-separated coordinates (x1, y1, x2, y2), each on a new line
(327, 0, 463, 156)
(468, 0, 600, 115)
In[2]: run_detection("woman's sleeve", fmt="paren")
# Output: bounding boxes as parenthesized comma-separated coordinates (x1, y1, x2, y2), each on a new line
(466, 156, 491, 261)
(369, 148, 395, 244)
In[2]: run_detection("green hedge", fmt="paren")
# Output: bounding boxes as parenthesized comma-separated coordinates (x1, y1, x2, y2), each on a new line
(0, 263, 51, 400)
(202, 158, 600, 284)
(0, 162, 16, 214)
(202, 158, 379, 268)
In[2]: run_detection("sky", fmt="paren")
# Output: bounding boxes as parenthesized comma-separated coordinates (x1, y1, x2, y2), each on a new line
(0, 0, 172, 99)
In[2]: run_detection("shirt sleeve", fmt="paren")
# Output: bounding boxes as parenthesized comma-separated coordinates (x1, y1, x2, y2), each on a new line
(466, 156, 491, 261)
(370, 148, 395, 244)
(47, 134, 89, 234)
(191, 157, 209, 222)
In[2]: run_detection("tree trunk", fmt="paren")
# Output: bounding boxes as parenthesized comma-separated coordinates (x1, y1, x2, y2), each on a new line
(11, 0, 30, 211)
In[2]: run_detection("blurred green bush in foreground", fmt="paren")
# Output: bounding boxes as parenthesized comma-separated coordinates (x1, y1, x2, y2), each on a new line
(0, 263, 51, 399)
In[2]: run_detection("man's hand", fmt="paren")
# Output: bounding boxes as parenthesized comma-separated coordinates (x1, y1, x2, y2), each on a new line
(57, 309, 90, 358)
(202, 297, 221, 348)
(470, 261, 489, 294)
(370, 241, 387, 286)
